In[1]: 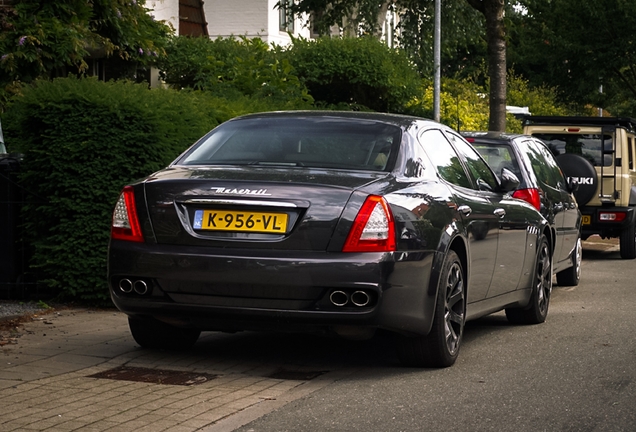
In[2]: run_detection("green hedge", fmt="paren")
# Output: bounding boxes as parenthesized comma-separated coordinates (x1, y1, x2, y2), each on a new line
(285, 36, 421, 113)
(157, 36, 313, 106)
(1, 76, 296, 302)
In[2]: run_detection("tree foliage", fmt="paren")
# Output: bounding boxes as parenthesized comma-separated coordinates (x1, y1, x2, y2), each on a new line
(0, 0, 172, 109)
(285, 0, 511, 128)
(509, 0, 636, 115)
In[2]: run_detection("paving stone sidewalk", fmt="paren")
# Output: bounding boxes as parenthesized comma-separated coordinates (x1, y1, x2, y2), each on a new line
(0, 308, 337, 432)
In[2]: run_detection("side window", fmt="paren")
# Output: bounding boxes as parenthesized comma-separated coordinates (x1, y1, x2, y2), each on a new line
(628, 137, 634, 170)
(446, 132, 499, 191)
(526, 140, 565, 188)
(419, 130, 472, 188)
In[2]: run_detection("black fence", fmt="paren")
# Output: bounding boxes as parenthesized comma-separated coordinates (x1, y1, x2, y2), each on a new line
(0, 153, 41, 299)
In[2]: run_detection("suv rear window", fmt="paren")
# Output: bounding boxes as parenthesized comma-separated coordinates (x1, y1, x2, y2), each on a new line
(177, 118, 402, 171)
(532, 133, 613, 167)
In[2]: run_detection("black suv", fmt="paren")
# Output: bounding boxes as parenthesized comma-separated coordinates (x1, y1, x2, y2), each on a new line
(523, 117, 636, 259)
(462, 131, 582, 286)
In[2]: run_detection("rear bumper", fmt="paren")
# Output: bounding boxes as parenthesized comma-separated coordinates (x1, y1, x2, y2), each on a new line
(108, 241, 437, 335)
(580, 207, 636, 239)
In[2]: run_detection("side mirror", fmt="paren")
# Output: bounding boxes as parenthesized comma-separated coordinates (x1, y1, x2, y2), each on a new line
(499, 167, 520, 192)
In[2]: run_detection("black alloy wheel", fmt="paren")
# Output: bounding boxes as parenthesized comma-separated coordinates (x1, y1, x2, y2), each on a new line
(396, 250, 466, 368)
(556, 235, 582, 286)
(128, 316, 201, 350)
(506, 235, 552, 324)
(619, 220, 636, 259)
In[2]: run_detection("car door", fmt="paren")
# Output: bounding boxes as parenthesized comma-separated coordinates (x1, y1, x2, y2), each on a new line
(530, 138, 580, 264)
(446, 132, 527, 298)
(419, 129, 499, 302)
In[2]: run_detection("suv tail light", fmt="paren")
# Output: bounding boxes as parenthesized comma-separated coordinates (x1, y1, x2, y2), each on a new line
(111, 186, 144, 242)
(599, 211, 626, 222)
(512, 188, 541, 211)
(343, 195, 396, 252)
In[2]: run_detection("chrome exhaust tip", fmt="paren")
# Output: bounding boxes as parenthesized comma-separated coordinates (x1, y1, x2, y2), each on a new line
(329, 290, 349, 307)
(350, 290, 370, 307)
(133, 280, 148, 295)
(119, 278, 133, 293)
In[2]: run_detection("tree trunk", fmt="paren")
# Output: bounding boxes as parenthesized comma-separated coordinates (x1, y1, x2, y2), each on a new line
(467, 0, 506, 131)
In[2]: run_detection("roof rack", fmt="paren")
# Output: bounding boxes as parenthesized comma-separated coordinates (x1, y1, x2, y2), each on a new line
(522, 116, 636, 133)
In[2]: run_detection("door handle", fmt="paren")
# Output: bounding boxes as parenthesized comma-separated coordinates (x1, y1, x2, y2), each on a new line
(494, 208, 506, 218)
(457, 205, 472, 216)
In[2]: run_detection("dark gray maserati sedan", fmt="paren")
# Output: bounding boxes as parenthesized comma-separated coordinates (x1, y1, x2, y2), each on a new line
(108, 111, 550, 368)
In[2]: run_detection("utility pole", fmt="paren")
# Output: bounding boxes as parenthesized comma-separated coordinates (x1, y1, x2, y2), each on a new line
(433, 0, 441, 122)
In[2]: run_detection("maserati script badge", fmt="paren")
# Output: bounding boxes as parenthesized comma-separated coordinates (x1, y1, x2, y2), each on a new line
(210, 187, 271, 196)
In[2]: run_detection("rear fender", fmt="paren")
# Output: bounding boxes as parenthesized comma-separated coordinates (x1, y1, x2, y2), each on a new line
(422, 221, 468, 335)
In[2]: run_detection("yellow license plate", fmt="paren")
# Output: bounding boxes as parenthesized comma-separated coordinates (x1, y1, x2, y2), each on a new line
(193, 209, 288, 233)
(582, 215, 591, 225)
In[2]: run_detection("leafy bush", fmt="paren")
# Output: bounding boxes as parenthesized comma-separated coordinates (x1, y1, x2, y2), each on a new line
(3, 76, 299, 302)
(285, 36, 421, 113)
(158, 36, 313, 106)
(406, 73, 575, 133)
(406, 78, 490, 131)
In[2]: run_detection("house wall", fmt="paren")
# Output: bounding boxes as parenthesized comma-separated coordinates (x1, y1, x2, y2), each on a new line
(147, 0, 180, 33)
(147, 0, 310, 46)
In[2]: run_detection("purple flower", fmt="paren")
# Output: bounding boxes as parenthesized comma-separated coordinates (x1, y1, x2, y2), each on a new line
(151, 51, 157, 57)
(18, 36, 26, 46)
(117, 10, 122, 18)
(138, 48, 144, 55)
(1, 54, 7, 61)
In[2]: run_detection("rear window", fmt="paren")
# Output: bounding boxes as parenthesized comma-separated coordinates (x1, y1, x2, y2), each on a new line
(472, 143, 522, 180)
(176, 117, 402, 171)
(532, 133, 613, 167)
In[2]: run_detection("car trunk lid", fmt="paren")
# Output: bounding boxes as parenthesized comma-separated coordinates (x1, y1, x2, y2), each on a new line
(143, 166, 387, 251)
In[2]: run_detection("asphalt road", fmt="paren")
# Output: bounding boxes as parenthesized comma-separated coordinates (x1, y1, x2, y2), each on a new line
(219, 239, 636, 432)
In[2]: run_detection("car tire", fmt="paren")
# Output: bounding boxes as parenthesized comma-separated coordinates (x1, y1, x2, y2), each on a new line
(556, 235, 582, 286)
(128, 316, 201, 350)
(619, 220, 636, 259)
(396, 250, 465, 368)
(506, 234, 552, 325)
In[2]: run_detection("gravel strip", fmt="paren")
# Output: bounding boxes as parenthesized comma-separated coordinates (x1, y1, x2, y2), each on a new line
(0, 300, 49, 321)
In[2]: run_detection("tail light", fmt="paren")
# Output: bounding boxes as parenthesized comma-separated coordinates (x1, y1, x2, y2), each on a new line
(111, 186, 144, 242)
(512, 188, 541, 211)
(599, 211, 626, 222)
(343, 195, 396, 252)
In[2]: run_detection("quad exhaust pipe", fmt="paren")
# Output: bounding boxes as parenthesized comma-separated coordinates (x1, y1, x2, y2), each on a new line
(133, 280, 148, 295)
(118, 278, 150, 295)
(329, 290, 372, 307)
(119, 278, 133, 293)
(351, 290, 370, 307)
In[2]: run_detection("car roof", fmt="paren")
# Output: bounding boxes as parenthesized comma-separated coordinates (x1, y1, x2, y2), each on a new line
(460, 131, 528, 143)
(229, 110, 443, 130)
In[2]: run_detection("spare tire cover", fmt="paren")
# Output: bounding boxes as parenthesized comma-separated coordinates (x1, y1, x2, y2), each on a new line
(556, 153, 598, 205)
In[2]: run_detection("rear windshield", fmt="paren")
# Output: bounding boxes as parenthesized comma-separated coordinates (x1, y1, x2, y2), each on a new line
(176, 117, 402, 171)
(472, 143, 523, 180)
(531, 133, 613, 167)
